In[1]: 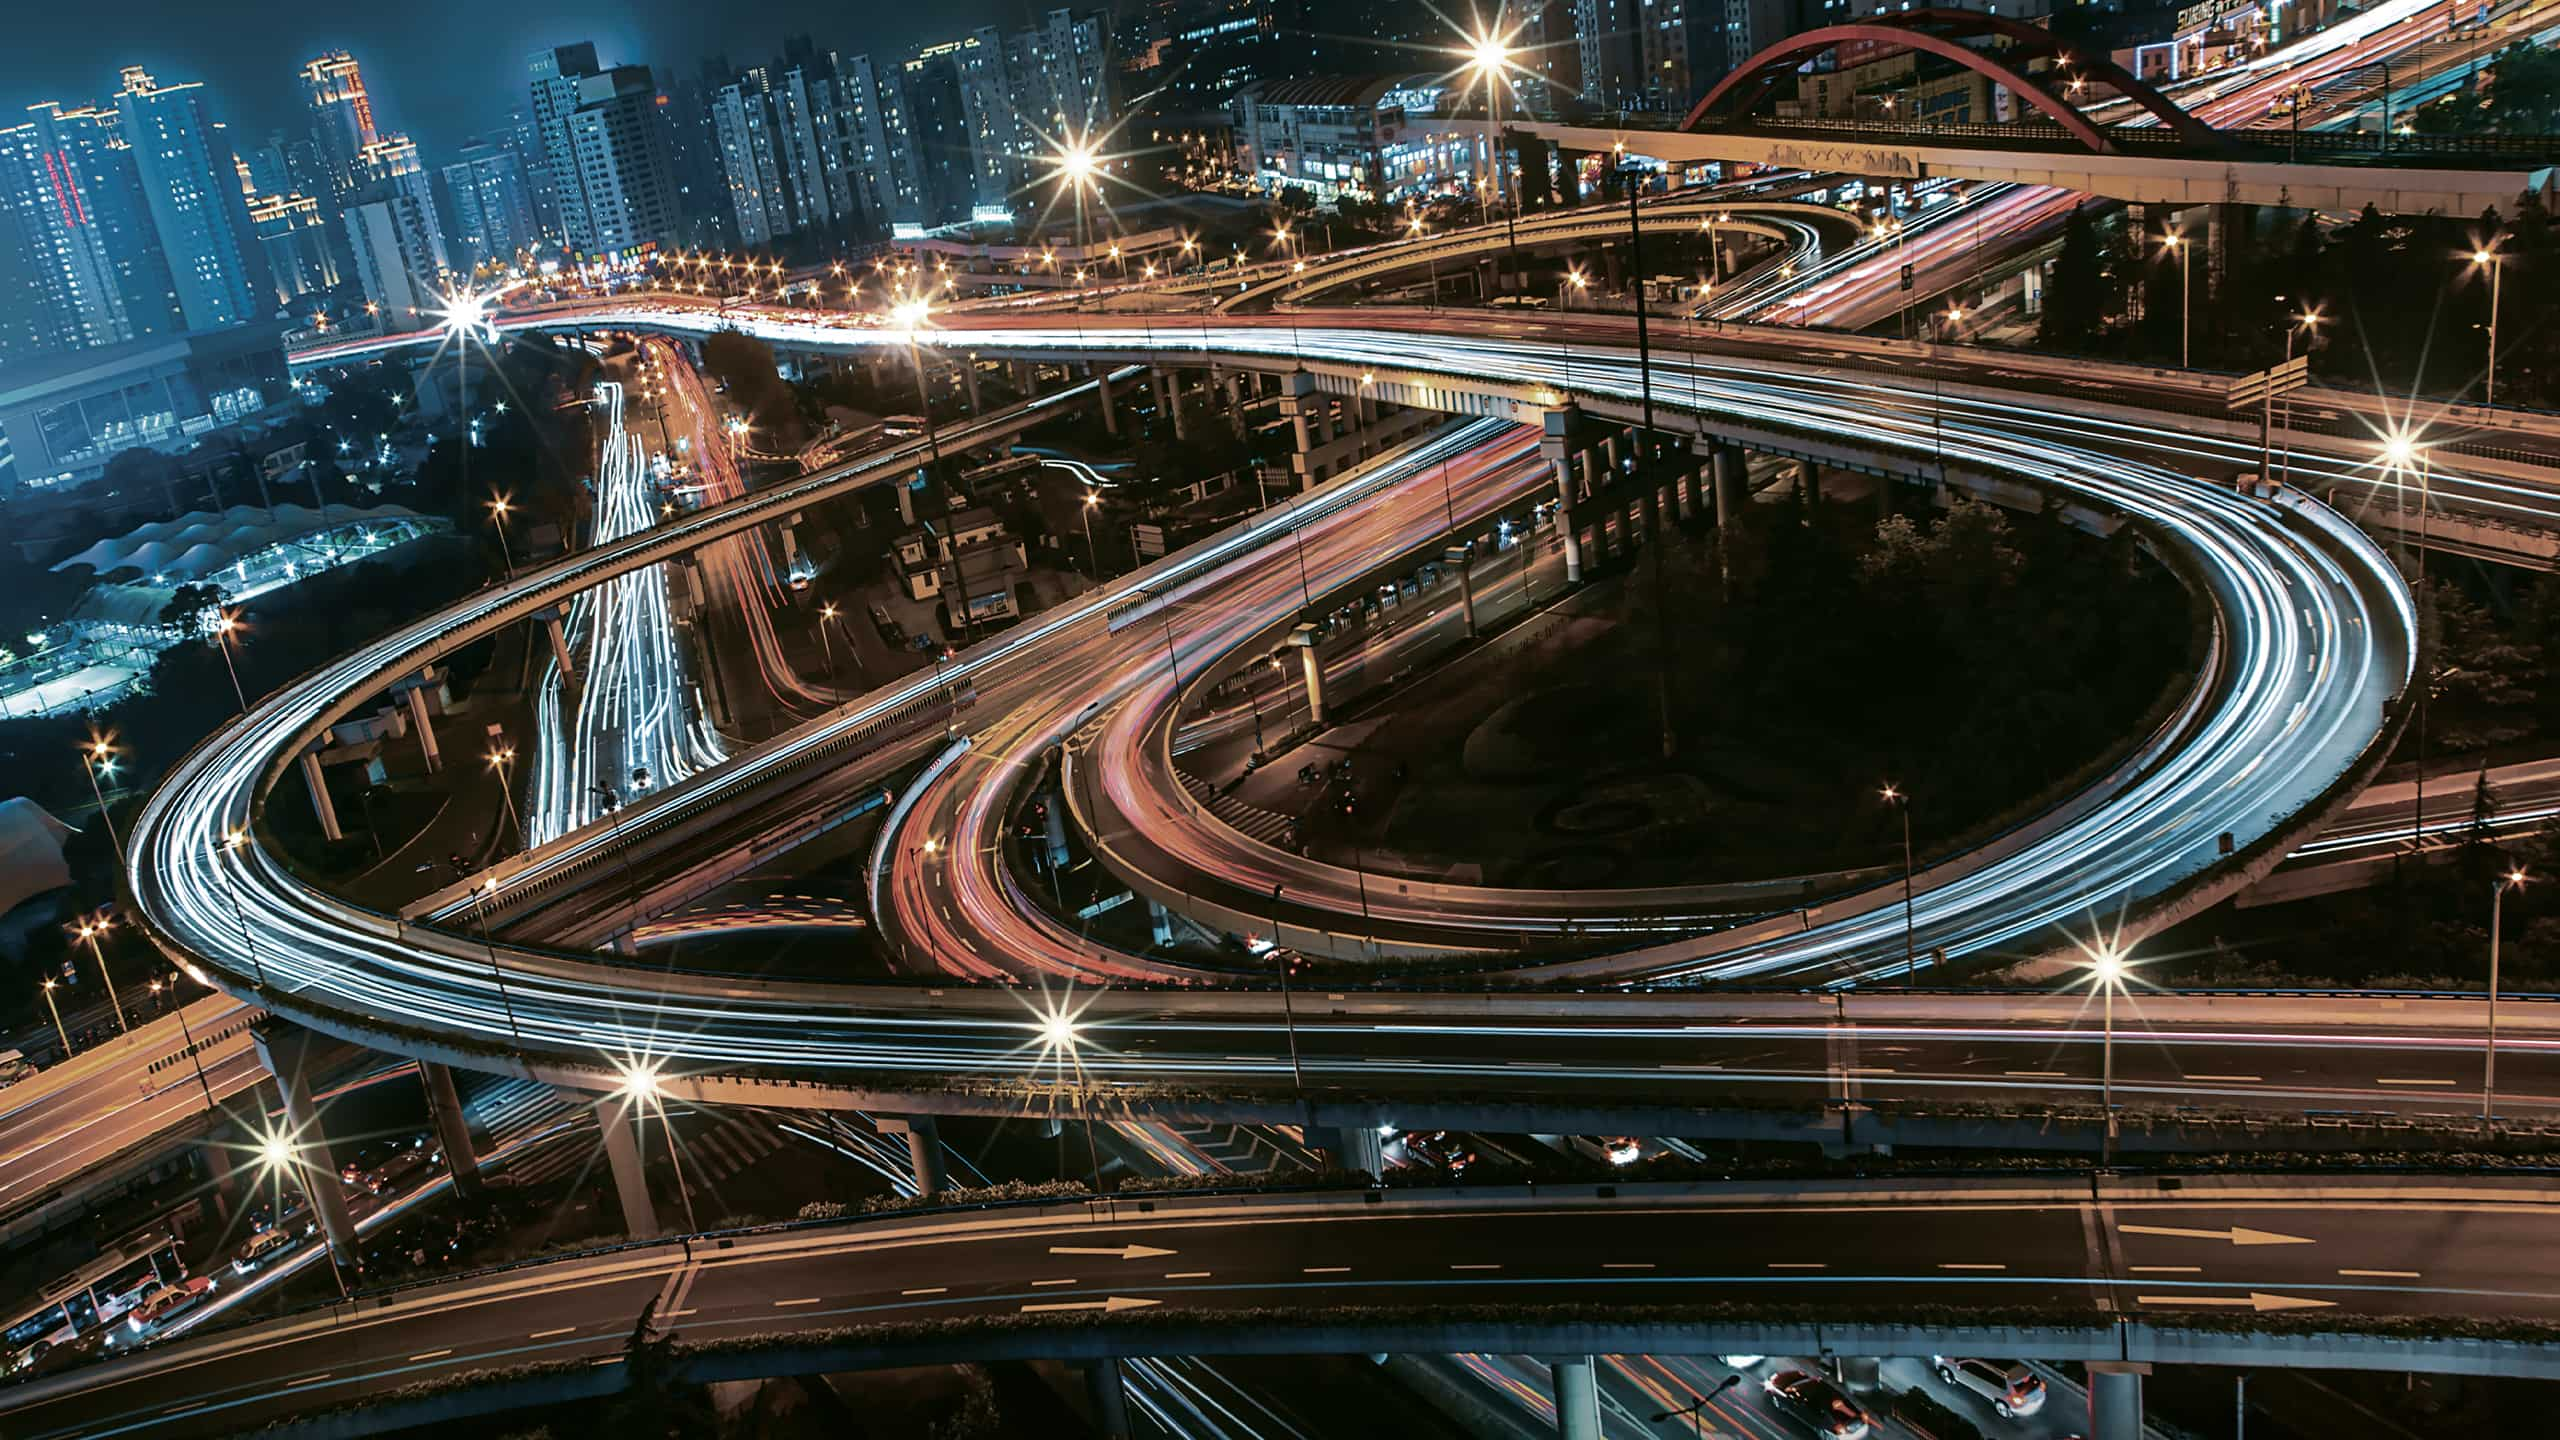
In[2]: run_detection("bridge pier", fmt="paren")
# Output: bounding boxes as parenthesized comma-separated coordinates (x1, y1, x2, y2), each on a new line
(1090, 363, 1119, 435)
(395, 671, 444, 772)
(1546, 1356, 1601, 1440)
(419, 1061, 482, 1196)
(300, 746, 342, 842)
(1290, 624, 1326, 727)
(1539, 405, 1584, 585)
(1447, 543, 1478, 638)
(538, 608, 576, 685)
(1082, 1358, 1133, 1439)
(593, 1090, 662, 1238)
(962, 356, 982, 415)
(251, 1023, 360, 1274)
(2087, 1363, 2147, 1439)
(876, 1116, 947, 1197)
(1311, 1124, 1384, 1176)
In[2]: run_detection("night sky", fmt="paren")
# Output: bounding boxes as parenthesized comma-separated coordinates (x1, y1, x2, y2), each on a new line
(0, 0, 1024, 160)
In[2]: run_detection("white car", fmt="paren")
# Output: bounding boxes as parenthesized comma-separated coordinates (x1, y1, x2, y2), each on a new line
(1932, 1357, 2047, 1419)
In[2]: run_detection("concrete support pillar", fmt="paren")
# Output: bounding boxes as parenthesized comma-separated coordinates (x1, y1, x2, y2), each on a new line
(1450, 548, 1478, 638)
(419, 1061, 482, 1196)
(1836, 1356, 1882, 1392)
(1290, 624, 1326, 727)
(1803, 463, 1823, 506)
(250, 1024, 359, 1273)
(2087, 1364, 2147, 1440)
(1091, 363, 1119, 435)
(1602, 432, 1621, 477)
(1313, 1124, 1385, 1175)
(541, 612, 576, 683)
(1712, 445, 1744, 527)
(1084, 1359, 1133, 1439)
(597, 1093, 662, 1238)
(1548, 1357, 1600, 1440)
(1222, 373, 1248, 436)
(963, 358, 983, 415)
(300, 749, 342, 842)
(202, 1138, 238, 1219)
(1539, 407, 1586, 587)
(1169, 371, 1190, 439)
(1576, 449, 1598, 502)
(403, 682, 440, 772)
(1676, 467, 1698, 522)
(878, 1116, 947, 1197)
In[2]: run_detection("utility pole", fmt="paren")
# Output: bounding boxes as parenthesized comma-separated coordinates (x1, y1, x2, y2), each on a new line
(1623, 163, 1676, 761)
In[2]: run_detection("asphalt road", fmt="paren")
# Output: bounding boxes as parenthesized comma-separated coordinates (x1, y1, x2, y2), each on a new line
(8, 1176, 2555, 1438)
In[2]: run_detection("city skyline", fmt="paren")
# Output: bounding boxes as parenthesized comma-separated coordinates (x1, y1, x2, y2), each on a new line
(0, 0, 1029, 162)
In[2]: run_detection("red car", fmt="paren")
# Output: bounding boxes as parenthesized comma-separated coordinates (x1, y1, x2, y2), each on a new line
(125, 1277, 214, 1335)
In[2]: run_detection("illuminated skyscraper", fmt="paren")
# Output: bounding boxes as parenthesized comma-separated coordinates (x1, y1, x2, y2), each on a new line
(301, 50, 378, 202)
(112, 66, 271, 332)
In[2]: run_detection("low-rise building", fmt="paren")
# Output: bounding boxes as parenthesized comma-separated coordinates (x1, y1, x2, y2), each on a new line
(0, 323, 290, 493)
(1228, 74, 1481, 207)
(891, 504, 1029, 628)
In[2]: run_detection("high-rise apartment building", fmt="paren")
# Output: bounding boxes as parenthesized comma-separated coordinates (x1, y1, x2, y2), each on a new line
(250, 192, 338, 301)
(440, 140, 535, 271)
(706, 40, 890, 249)
(0, 101, 179, 362)
(301, 50, 377, 202)
(529, 45, 680, 262)
(888, 9, 1110, 228)
(113, 66, 271, 332)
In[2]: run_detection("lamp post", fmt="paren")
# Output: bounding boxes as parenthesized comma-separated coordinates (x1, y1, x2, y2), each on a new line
(1038, 1009, 1109, 1196)
(74, 917, 126, 1033)
(2471, 244, 2504, 406)
(1082, 490, 1104, 578)
(1464, 29, 1520, 266)
(2385, 432, 2432, 853)
(817, 603, 841, 685)
(1269, 882, 1306, 1098)
(486, 494, 517, 579)
(2092, 946, 2127, 1147)
(470, 879, 523, 1044)
(39, 980, 70, 1058)
(2280, 306, 2322, 488)
(214, 830, 269, 987)
(485, 745, 521, 843)
(2160, 229, 2192, 369)
(2486, 867, 2528, 1121)
(212, 610, 249, 713)
(1881, 785, 1916, 979)
(80, 738, 125, 863)
(1652, 1374, 1743, 1438)
(253, 1132, 349, 1296)
(892, 297, 945, 473)
(151, 978, 218, 1111)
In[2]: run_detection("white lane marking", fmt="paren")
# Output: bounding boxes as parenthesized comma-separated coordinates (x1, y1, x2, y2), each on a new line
(1451, 1263, 1501, 1271)
(1602, 1263, 1655, 1270)
(774, 1297, 821, 1307)
(901, 1287, 948, 1296)
(1304, 1265, 1351, 1274)
(2376, 1077, 2457, 1086)
(409, 1349, 454, 1361)
(1165, 1271, 1212, 1279)
(2185, 1074, 2263, 1082)
(530, 1327, 576, 1339)
(2339, 1268, 2421, 1279)
(1032, 1278, 1080, 1287)
(1767, 1262, 1826, 1270)
(2128, 1266, 2202, 1274)
(1939, 1263, 2006, 1271)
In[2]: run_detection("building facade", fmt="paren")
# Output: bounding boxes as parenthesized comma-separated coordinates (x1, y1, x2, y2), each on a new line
(114, 67, 271, 333)
(439, 141, 535, 272)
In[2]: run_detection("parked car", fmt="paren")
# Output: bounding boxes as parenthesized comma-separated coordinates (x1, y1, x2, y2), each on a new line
(1932, 1357, 2047, 1419)
(1765, 1369, 1874, 1440)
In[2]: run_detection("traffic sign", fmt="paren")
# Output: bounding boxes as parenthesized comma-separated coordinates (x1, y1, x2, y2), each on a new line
(2226, 354, 2309, 411)
(1899, 263, 1915, 292)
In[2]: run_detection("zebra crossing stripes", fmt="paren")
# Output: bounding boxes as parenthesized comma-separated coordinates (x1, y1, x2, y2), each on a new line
(1176, 772, 1301, 848)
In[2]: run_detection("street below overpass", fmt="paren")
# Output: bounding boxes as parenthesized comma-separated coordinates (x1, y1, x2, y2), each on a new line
(8, 1176, 2560, 1438)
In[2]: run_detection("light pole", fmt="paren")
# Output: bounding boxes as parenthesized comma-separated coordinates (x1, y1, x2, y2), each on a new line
(891, 297, 945, 473)
(1652, 1374, 1743, 1438)
(2281, 306, 2322, 489)
(214, 830, 269, 987)
(1464, 30, 1521, 264)
(2471, 244, 2504, 406)
(80, 737, 125, 863)
(817, 603, 841, 686)
(486, 744, 521, 843)
(39, 980, 70, 1058)
(2091, 946, 2127, 1147)
(2161, 229, 2191, 369)
(212, 610, 249, 713)
(74, 917, 127, 1033)
(1270, 883, 1305, 1099)
(470, 879, 524, 1045)
(2385, 432, 2432, 852)
(1038, 1008, 1109, 1196)
(151, 979, 218, 1111)
(1082, 490, 1104, 578)
(486, 494, 517, 580)
(1881, 784, 1916, 979)
(253, 1131, 349, 1296)
(2486, 867, 2528, 1121)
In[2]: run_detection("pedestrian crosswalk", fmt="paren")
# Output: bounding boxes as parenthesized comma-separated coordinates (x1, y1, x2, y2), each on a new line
(455, 1077, 796, 1197)
(1176, 772, 1301, 849)
(1166, 1121, 1315, 1176)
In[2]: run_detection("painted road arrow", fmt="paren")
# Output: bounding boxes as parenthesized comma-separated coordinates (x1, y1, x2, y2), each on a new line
(2137, 1292, 2336, 1312)
(1020, 1296, 1163, 1314)
(2120, 1224, 2314, 1247)
(1048, 1245, 1178, 1260)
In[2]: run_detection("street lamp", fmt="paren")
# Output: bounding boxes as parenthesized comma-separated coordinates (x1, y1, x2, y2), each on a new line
(890, 296, 946, 472)
(73, 916, 127, 1033)
(2384, 429, 2432, 852)
(39, 979, 70, 1058)
(150, 978, 218, 1110)
(1032, 1000, 1109, 1195)
(1463, 29, 1521, 258)
(1880, 785, 1917, 978)
(211, 610, 249, 713)
(2486, 867, 2528, 1120)
(80, 736, 125, 863)
(1652, 1374, 1744, 1438)
(817, 603, 842, 685)
(486, 745, 521, 841)
(486, 494, 517, 579)
(2160, 229, 2192, 369)
(2278, 305, 2323, 488)
(614, 1058, 700, 1233)
(250, 1127, 349, 1295)
(1082, 489, 1104, 578)
(469, 878, 523, 1044)
(2088, 944, 2129, 1139)
(2470, 243, 2504, 407)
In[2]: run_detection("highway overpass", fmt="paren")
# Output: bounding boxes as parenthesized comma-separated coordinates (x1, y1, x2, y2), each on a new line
(8, 1175, 2560, 1437)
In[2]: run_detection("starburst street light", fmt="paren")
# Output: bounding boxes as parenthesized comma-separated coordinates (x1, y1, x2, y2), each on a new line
(432, 283, 503, 347)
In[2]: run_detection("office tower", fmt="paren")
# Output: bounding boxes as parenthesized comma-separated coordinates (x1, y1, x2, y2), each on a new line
(113, 66, 272, 331)
(0, 100, 180, 360)
(527, 43, 603, 247)
(301, 50, 377, 202)
(440, 140, 535, 271)
(341, 178, 446, 320)
(356, 133, 448, 279)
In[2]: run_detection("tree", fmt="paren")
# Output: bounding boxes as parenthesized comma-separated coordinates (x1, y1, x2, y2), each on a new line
(604, 1299, 717, 1440)
(158, 584, 221, 632)
(2425, 578, 2542, 753)
(2038, 204, 2107, 351)
(700, 328, 807, 449)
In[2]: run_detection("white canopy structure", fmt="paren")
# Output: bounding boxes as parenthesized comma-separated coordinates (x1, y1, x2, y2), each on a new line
(50, 504, 438, 584)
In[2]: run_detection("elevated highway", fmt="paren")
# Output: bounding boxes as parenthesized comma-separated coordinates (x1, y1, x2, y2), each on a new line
(9, 1175, 2560, 1437)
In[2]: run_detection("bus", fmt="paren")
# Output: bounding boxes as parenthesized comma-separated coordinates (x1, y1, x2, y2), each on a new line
(3, 1228, 186, 1374)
